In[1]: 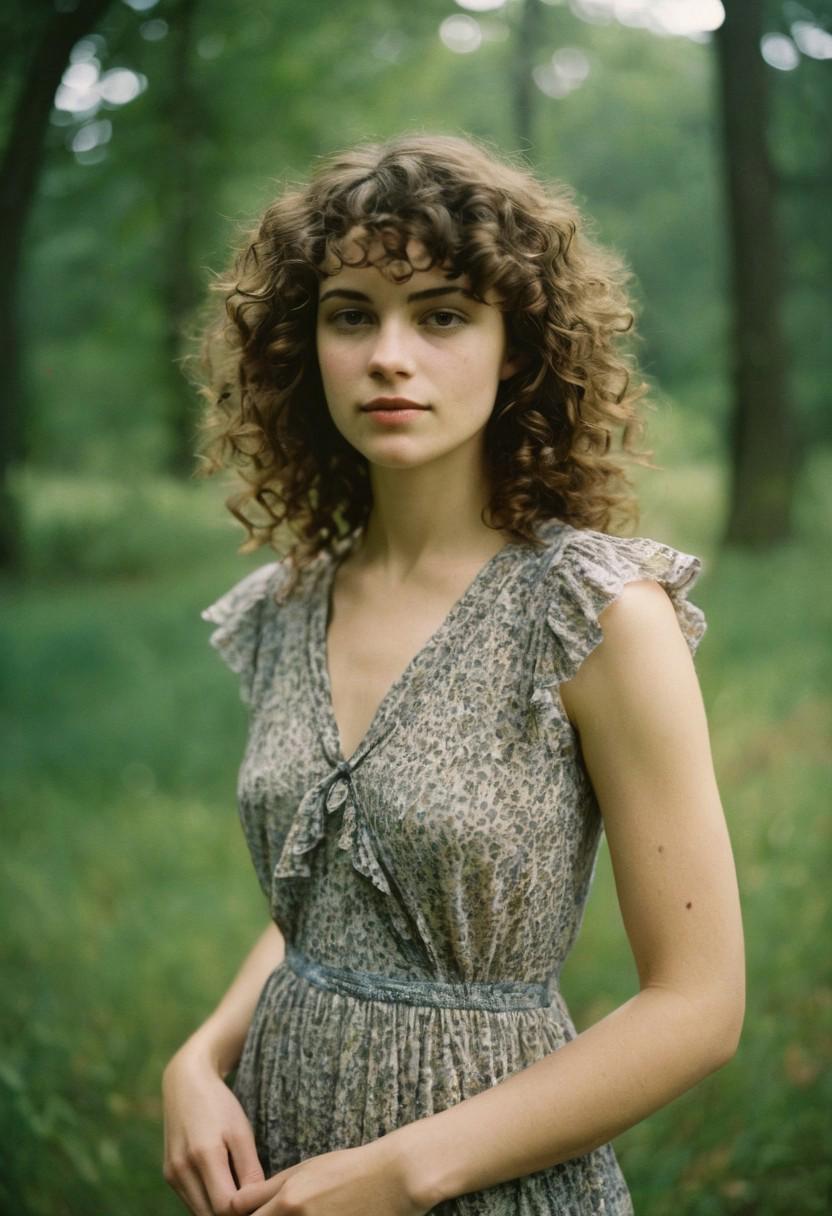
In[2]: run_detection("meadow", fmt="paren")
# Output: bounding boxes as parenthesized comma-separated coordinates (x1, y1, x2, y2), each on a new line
(1, 439, 830, 1215)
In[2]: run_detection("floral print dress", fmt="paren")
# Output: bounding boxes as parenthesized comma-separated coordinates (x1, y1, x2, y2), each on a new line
(201, 517, 707, 1213)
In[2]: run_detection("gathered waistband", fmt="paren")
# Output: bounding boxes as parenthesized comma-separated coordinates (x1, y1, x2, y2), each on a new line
(284, 944, 551, 1012)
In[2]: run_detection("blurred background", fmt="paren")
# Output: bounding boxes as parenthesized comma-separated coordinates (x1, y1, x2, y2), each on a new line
(1, 0, 830, 1212)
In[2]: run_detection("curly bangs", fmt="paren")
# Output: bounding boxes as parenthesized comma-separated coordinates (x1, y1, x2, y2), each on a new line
(191, 132, 654, 586)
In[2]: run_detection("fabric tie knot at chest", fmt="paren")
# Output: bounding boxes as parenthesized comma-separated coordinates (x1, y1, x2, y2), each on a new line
(324, 760, 353, 812)
(273, 719, 400, 896)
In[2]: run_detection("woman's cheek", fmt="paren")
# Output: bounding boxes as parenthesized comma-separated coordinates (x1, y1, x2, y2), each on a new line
(317, 351, 350, 411)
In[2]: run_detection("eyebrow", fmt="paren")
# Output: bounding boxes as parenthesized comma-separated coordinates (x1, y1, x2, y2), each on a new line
(318, 285, 478, 305)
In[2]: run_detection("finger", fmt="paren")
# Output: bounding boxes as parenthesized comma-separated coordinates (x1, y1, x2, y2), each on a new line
(197, 1148, 241, 1216)
(231, 1176, 284, 1212)
(173, 1167, 215, 1216)
(226, 1130, 266, 1188)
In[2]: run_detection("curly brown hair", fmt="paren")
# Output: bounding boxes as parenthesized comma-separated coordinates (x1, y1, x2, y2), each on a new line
(191, 131, 655, 591)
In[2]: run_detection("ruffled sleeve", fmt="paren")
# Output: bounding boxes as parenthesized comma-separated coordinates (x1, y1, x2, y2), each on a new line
(540, 528, 707, 688)
(200, 560, 289, 708)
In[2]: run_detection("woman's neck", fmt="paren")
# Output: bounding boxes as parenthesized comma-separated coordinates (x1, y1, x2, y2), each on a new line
(357, 453, 509, 576)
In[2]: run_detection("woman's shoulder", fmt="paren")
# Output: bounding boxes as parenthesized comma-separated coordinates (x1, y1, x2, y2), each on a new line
(534, 520, 701, 578)
(200, 555, 303, 706)
(200, 554, 300, 630)
(532, 522, 707, 682)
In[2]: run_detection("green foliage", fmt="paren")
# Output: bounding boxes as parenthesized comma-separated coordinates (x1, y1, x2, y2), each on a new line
(3, 2, 831, 1208)
(15, 470, 240, 580)
(15, 0, 831, 486)
(2, 452, 831, 1213)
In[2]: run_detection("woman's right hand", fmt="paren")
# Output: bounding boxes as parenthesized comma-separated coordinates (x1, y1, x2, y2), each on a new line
(162, 1042, 266, 1216)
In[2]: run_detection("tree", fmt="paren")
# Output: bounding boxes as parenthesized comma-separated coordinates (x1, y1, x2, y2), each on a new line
(159, 0, 204, 477)
(713, 0, 801, 545)
(0, 0, 115, 572)
(512, 0, 543, 151)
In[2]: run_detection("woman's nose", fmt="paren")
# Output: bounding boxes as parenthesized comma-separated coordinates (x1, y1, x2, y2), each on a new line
(366, 319, 415, 377)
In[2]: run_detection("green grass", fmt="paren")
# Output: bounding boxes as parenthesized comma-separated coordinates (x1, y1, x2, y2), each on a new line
(1, 451, 830, 1214)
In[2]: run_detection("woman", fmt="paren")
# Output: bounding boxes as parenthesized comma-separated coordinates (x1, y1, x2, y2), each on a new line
(162, 132, 745, 1216)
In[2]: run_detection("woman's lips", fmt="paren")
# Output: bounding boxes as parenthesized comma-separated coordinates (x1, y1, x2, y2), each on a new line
(361, 398, 430, 424)
(362, 398, 429, 410)
(363, 407, 428, 424)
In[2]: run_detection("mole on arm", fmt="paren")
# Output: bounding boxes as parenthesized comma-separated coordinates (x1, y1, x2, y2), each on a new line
(686, 901, 693, 909)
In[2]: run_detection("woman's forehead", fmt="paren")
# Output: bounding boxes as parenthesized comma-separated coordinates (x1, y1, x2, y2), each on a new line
(318, 249, 471, 296)
(319, 228, 453, 279)
(318, 261, 470, 295)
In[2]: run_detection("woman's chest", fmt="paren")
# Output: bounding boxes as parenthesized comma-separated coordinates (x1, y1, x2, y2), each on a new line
(238, 641, 594, 926)
(240, 601, 577, 833)
(326, 590, 453, 764)
(325, 557, 514, 763)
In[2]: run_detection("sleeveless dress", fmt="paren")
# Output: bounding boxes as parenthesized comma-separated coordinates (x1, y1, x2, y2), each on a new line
(201, 518, 707, 1214)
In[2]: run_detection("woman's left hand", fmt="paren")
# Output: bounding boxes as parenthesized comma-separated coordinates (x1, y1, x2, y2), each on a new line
(227, 1136, 435, 1216)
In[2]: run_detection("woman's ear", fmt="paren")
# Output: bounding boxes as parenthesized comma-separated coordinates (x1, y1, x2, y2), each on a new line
(499, 349, 529, 380)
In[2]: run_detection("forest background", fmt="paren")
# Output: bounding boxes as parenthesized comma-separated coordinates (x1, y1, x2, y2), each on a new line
(0, 0, 830, 1213)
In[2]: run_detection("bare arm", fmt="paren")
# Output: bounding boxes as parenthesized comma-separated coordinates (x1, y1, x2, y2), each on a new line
(162, 919, 285, 1216)
(168, 919, 286, 1077)
(384, 579, 745, 1210)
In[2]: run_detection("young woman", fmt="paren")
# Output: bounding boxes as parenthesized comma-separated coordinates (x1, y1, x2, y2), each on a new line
(162, 132, 745, 1216)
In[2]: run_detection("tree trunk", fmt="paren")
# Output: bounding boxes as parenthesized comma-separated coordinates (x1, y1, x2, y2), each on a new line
(0, 0, 114, 573)
(513, 0, 542, 153)
(161, 0, 203, 478)
(714, 0, 800, 546)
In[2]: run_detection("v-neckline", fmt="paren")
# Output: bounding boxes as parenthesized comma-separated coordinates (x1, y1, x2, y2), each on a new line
(307, 529, 526, 767)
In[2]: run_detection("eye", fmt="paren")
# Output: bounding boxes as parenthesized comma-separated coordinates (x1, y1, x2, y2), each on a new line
(426, 310, 467, 329)
(330, 309, 371, 327)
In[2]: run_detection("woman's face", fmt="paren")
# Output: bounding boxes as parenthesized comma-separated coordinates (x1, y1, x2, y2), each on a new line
(315, 233, 521, 472)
